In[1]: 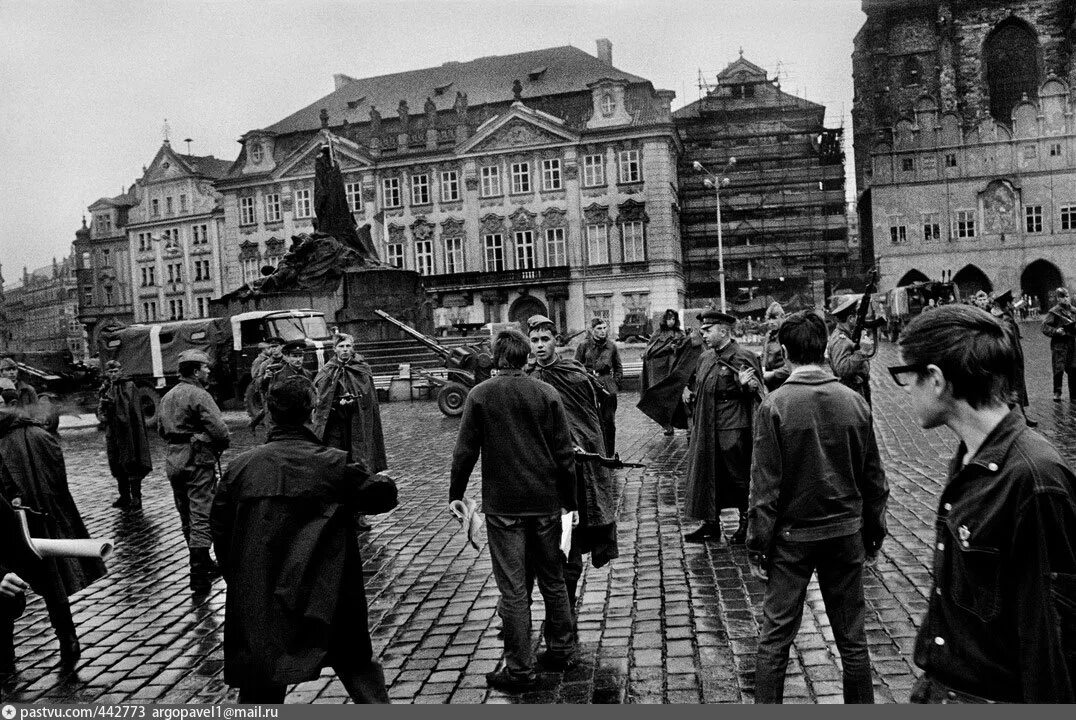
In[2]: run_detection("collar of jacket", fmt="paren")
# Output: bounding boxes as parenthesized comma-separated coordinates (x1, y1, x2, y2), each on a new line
(266, 424, 323, 445)
(178, 376, 205, 389)
(784, 365, 839, 385)
(949, 408, 1026, 476)
(497, 368, 527, 377)
(714, 338, 738, 356)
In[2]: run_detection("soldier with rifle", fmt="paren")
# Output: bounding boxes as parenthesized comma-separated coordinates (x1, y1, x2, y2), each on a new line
(1042, 287, 1076, 402)
(827, 271, 880, 406)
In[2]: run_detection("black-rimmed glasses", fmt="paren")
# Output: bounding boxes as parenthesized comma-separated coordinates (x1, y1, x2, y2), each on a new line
(888, 364, 928, 387)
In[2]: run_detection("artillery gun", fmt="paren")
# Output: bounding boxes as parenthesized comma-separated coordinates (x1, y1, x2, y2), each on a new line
(374, 309, 493, 416)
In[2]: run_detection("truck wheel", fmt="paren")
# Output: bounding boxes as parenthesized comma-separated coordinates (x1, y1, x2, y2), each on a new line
(437, 382, 468, 417)
(138, 387, 160, 425)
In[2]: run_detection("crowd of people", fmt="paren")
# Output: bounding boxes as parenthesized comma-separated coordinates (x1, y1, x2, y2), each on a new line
(2, 288, 1076, 704)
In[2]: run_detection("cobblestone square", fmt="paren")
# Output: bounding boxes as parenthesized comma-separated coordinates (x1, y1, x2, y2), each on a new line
(5, 332, 1075, 704)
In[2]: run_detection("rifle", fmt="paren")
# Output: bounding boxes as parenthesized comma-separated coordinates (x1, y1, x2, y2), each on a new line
(716, 358, 767, 402)
(851, 268, 881, 357)
(574, 450, 645, 469)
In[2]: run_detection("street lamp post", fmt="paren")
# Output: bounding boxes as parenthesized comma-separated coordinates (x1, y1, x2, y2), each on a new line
(693, 158, 736, 312)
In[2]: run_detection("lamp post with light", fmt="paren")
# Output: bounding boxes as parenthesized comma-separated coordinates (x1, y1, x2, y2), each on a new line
(692, 157, 737, 312)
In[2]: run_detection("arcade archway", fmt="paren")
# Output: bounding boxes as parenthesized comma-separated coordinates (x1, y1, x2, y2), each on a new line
(897, 269, 930, 286)
(508, 294, 547, 327)
(1020, 259, 1064, 311)
(952, 264, 992, 298)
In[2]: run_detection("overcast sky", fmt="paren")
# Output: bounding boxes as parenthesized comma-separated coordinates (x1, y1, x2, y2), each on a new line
(0, 0, 865, 280)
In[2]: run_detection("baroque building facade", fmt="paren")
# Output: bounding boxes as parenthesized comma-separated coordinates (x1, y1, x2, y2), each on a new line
(674, 56, 851, 307)
(74, 191, 137, 349)
(216, 42, 683, 333)
(852, 0, 1076, 305)
(125, 142, 230, 322)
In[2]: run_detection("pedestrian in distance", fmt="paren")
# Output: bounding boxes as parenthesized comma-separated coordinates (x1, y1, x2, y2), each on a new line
(761, 302, 790, 391)
(683, 310, 764, 545)
(527, 315, 619, 627)
(97, 360, 153, 510)
(313, 333, 387, 534)
(971, 289, 992, 312)
(157, 349, 230, 593)
(827, 296, 875, 406)
(574, 318, 622, 455)
(0, 379, 106, 673)
(641, 309, 687, 435)
(249, 340, 313, 433)
(1041, 286, 1076, 402)
(212, 377, 395, 704)
(893, 304, 1076, 703)
(747, 311, 888, 704)
(989, 290, 1036, 428)
(449, 329, 578, 692)
(0, 357, 58, 434)
(246, 337, 283, 431)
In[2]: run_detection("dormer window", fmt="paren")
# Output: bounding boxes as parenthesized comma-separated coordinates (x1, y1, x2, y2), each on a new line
(250, 143, 264, 164)
(528, 66, 547, 81)
(600, 93, 616, 117)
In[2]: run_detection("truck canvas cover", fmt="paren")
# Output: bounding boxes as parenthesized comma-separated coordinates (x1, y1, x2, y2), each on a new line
(98, 319, 231, 382)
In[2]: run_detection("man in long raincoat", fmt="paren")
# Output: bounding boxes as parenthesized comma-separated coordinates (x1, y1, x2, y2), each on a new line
(97, 360, 153, 509)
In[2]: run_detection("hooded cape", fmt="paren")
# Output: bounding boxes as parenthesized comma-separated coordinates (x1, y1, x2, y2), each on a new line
(99, 378, 153, 480)
(312, 355, 387, 474)
(636, 331, 704, 429)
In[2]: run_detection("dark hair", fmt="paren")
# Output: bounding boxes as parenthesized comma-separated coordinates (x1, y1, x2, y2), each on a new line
(267, 377, 316, 426)
(178, 361, 203, 378)
(898, 304, 1013, 409)
(662, 309, 681, 330)
(590, 317, 607, 328)
(528, 320, 556, 336)
(777, 311, 827, 364)
(493, 329, 531, 369)
(265, 337, 284, 345)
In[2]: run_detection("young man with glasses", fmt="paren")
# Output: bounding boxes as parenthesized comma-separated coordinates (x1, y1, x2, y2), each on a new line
(893, 304, 1076, 703)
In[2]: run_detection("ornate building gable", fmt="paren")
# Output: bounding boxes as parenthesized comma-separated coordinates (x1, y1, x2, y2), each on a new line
(238, 239, 261, 260)
(617, 199, 649, 223)
(264, 236, 286, 259)
(410, 216, 435, 241)
(139, 142, 197, 186)
(540, 206, 567, 228)
(274, 131, 373, 180)
(458, 102, 579, 155)
(480, 213, 506, 234)
(583, 203, 611, 225)
(441, 217, 466, 236)
(508, 207, 537, 231)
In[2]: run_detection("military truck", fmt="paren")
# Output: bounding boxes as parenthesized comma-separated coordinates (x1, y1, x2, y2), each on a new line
(97, 309, 332, 422)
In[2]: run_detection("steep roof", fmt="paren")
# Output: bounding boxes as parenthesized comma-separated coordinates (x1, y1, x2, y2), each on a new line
(178, 153, 232, 178)
(263, 45, 647, 136)
(89, 191, 136, 210)
(673, 56, 823, 120)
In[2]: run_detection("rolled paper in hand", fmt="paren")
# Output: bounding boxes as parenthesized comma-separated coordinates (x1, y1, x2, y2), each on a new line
(560, 513, 573, 559)
(31, 538, 114, 560)
(449, 498, 482, 551)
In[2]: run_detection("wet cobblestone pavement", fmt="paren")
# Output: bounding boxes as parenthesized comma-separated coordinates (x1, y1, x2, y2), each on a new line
(5, 327, 1076, 704)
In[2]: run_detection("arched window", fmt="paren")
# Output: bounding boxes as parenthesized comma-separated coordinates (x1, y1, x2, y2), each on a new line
(901, 56, 922, 87)
(983, 19, 1040, 124)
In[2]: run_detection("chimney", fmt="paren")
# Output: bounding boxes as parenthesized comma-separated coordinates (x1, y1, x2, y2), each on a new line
(596, 38, 612, 66)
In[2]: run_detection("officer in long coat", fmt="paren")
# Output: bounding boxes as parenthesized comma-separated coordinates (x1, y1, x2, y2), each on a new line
(97, 360, 153, 509)
(1042, 287, 1076, 401)
(683, 310, 764, 545)
(158, 349, 230, 592)
(827, 296, 875, 405)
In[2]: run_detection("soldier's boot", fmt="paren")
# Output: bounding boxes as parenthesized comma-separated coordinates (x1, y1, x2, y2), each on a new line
(112, 476, 131, 509)
(129, 477, 143, 510)
(729, 511, 749, 545)
(189, 548, 221, 592)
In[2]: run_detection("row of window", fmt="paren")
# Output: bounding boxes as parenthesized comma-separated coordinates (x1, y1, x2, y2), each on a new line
(149, 194, 190, 218)
(889, 205, 1076, 244)
(897, 143, 1064, 173)
(140, 297, 211, 321)
(135, 225, 210, 251)
(234, 151, 644, 224)
(239, 254, 282, 285)
(138, 259, 213, 286)
(383, 222, 646, 275)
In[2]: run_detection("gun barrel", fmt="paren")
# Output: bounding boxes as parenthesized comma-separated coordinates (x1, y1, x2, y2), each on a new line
(374, 309, 450, 358)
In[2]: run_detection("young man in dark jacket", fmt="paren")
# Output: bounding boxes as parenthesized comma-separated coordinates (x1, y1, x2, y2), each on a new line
(450, 329, 578, 691)
(211, 378, 393, 704)
(748, 311, 888, 704)
(896, 304, 1076, 703)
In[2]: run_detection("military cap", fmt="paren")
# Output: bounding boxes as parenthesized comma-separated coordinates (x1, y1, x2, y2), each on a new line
(590, 317, 608, 328)
(697, 310, 737, 328)
(0, 378, 15, 391)
(281, 340, 306, 355)
(765, 301, 785, 319)
(527, 314, 556, 330)
(177, 349, 211, 365)
(992, 289, 1013, 307)
(0, 357, 16, 370)
(829, 295, 859, 318)
(265, 336, 285, 346)
(105, 360, 122, 370)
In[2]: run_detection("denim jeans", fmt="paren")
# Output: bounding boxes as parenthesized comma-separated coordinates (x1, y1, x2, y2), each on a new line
(486, 514, 576, 678)
(754, 533, 874, 704)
